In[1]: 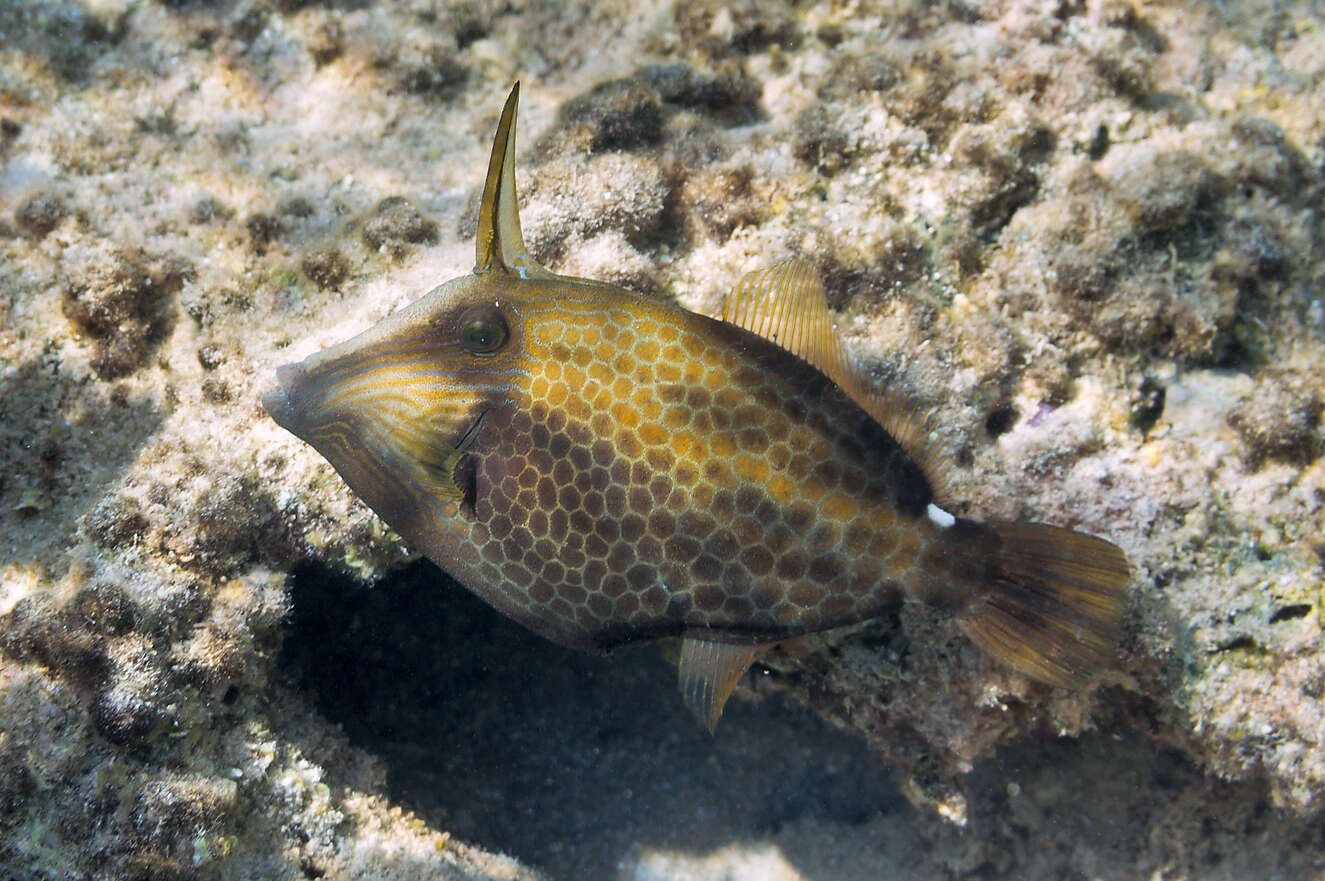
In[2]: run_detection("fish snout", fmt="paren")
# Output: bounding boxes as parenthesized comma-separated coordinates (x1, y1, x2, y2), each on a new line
(261, 361, 310, 432)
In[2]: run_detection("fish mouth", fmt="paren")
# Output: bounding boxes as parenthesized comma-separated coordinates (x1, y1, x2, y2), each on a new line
(261, 362, 307, 432)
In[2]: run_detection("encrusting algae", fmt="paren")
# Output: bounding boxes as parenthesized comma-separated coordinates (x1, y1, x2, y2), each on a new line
(263, 83, 1130, 731)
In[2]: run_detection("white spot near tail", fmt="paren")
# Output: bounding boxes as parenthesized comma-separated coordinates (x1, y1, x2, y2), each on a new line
(927, 502, 956, 529)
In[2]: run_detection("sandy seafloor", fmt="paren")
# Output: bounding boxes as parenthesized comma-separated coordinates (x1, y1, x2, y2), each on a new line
(1, 0, 1324, 878)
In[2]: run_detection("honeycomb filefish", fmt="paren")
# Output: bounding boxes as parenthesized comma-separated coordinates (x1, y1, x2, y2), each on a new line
(263, 83, 1130, 731)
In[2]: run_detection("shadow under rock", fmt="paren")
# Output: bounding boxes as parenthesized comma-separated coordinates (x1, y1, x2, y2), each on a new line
(279, 558, 907, 881)
(950, 724, 1325, 881)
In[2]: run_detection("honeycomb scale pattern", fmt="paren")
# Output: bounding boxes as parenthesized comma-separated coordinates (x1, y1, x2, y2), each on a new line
(441, 287, 956, 651)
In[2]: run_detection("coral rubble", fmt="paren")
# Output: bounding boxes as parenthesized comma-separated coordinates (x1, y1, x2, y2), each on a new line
(1, 0, 1322, 877)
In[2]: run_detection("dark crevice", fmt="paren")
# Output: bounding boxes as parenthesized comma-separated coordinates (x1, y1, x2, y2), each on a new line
(1269, 604, 1312, 624)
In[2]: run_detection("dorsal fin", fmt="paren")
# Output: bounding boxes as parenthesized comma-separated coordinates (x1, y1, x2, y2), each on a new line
(722, 258, 956, 501)
(475, 82, 554, 280)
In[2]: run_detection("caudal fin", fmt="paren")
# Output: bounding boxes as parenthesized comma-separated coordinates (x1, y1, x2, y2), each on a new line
(953, 520, 1129, 688)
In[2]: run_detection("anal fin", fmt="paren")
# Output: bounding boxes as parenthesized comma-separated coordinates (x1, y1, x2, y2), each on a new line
(678, 635, 763, 733)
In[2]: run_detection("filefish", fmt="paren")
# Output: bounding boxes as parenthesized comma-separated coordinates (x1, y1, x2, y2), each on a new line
(263, 83, 1129, 731)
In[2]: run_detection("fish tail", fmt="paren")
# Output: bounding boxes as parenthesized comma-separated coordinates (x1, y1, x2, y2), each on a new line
(948, 520, 1129, 688)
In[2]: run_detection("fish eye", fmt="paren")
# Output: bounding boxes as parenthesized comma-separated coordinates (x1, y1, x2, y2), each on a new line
(456, 304, 509, 356)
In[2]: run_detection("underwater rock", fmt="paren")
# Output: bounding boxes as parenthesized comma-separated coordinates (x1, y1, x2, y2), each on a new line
(1227, 370, 1323, 469)
(301, 245, 351, 290)
(2, 0, 1324, 878)
(60, 242, 181, 380)
(360, 196, 440, 258)
(14, 191, 67, 238)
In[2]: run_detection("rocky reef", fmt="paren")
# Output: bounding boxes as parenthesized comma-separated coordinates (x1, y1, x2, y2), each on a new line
(1, 0, 1322, 878)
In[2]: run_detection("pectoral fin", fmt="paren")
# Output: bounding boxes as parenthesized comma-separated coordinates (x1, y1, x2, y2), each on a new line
(417, 408, 485, 504)
(416, 444, 469, 502)
(678, 635, 764, 733)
